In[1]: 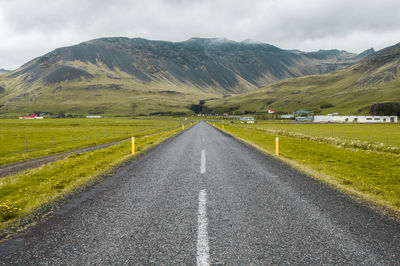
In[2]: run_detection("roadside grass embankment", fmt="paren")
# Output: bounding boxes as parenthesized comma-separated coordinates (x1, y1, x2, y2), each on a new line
(233, 121, 400, 154)
(212, 119, 400, 149)
(0, 123, 194, 237)
(213, 122, 400, 217)
(0, 118, 185, 166)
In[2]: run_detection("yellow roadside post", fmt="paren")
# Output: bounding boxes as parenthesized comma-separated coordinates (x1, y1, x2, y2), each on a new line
(182, 124, 185, 130)
(222, 125, 224, 130)
(131, 137, 135, 155)
(275, 137, 279, 156)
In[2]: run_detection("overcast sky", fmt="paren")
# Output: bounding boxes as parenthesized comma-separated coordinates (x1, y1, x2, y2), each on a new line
(1, 0, 400, 69)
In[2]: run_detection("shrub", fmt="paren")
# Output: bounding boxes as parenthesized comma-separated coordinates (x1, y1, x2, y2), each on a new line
(0, 200, 21, 222)
(320, 103, 334, 109)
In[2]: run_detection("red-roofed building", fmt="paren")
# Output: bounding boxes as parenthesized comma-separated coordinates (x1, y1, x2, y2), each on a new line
(19, 114, 44, 119)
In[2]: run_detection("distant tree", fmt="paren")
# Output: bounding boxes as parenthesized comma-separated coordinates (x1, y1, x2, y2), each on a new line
(320, 103, 334, 109)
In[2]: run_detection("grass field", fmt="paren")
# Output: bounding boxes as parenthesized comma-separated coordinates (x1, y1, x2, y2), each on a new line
(0, 117, 187, 166)
(213, 122, 400, 216)
(0, 123, 192, 233)
(229, 120, 400, 149)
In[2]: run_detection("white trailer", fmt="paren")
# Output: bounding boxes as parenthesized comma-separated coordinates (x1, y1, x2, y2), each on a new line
(313, 115, 398, 123)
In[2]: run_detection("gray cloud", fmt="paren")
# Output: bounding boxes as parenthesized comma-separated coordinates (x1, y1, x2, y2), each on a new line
(1, 0, 400, 69)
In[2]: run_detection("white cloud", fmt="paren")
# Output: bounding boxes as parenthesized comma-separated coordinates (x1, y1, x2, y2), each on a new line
(0, 0, 400, 69)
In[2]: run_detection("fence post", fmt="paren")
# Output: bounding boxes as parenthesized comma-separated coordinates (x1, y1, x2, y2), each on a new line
(275, 137, 279, 156)
(131, 137, 135, 155)
(25, 138, 28, 153)
(52, 136, 54, 148)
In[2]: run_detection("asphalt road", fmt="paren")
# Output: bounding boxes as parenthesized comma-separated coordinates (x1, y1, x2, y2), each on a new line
(1, 121, 400, 264)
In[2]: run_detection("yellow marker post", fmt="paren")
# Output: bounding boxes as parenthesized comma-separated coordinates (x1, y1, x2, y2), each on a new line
(131, 137, 135, 155)
(275, 137, 279, 156)
(222, 125, 225, 130)
(182, 124, 185, 130)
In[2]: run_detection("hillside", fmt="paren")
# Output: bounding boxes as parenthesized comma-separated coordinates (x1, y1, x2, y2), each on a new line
(0, 37, 368, 116)
(204, 43, 400, 115)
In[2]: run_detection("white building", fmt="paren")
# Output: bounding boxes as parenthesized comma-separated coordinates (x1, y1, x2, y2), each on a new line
(314, 115, 398, 123)
(281, 114, 294, 119)
(241, 117, 255, 123)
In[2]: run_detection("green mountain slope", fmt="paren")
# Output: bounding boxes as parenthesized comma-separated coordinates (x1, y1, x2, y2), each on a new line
(0, 37, 368, 116)
(204, 43, 400, 115)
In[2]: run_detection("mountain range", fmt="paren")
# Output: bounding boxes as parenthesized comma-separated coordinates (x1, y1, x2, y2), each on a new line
(205, 42, 400, 115)
(0, 69, 10, 74)
(0, 37, 386, 116)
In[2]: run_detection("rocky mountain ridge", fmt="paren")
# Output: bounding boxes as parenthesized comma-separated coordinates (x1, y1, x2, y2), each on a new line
(0, 37, 375, 115)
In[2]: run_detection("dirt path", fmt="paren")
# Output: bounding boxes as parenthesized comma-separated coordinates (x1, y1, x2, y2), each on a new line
(0, 124, 189, 178)
(0, 138, 130, 178)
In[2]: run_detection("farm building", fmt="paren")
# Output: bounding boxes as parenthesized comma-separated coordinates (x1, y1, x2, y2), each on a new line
(313, 115, 398, 123)
(293, 109, 313, 115)
(281, 114, 294, 119)
(296, 116, 313, 122)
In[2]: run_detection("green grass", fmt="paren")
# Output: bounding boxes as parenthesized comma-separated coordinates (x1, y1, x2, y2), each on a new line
(232, 121, 400, 149)
(214, 122, 400, 216)
(0, 118, 187, 166)
(0, 124, 191, 232)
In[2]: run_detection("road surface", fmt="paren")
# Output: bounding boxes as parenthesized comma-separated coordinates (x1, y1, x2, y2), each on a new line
(1, 121, 399, 264)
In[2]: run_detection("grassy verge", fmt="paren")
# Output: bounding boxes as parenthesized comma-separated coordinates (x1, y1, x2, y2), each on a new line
(0, 124, 191, 236)
(213, 123, 400, 217)
(0, 118, 186, 166)
(235, 121, 400, 149)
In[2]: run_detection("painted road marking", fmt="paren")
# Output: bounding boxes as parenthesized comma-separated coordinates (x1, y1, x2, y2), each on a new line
(197, 189, 209, 266)
(201, 149, 206, 174)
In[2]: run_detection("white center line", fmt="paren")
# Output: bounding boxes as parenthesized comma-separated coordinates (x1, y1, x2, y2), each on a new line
(200, 149, 206, 174)
(197, 189, 209, 266)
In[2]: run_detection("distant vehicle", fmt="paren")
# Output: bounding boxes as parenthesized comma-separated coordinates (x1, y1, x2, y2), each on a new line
(241, 117, 255, 123)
